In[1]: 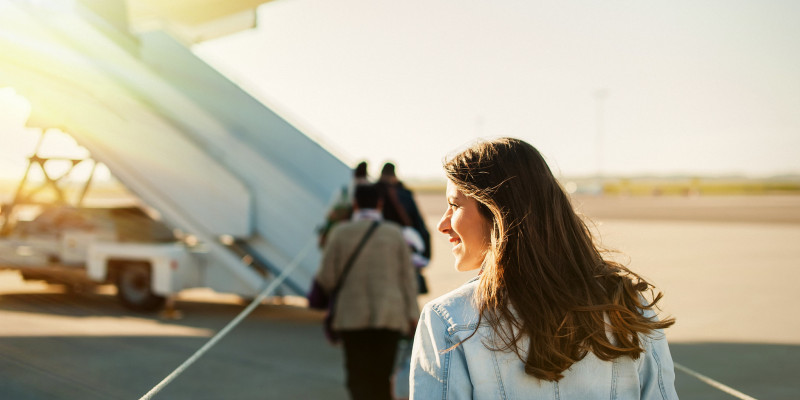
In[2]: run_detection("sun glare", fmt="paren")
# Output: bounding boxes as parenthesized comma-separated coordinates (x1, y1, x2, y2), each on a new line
(1, 88, 120, 210)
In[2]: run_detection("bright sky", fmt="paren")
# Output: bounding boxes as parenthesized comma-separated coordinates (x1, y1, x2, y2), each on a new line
(2, 0, 799, 182)
(193, 0, 800, 179)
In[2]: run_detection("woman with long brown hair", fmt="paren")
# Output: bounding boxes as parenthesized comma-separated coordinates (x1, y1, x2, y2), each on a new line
(410, 138, 677, 399)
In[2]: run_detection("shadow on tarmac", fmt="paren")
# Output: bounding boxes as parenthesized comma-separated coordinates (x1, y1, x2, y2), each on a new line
(671, 342, 800, 400)
(0, 290, 348, 400)
(1, 290, 799, 399)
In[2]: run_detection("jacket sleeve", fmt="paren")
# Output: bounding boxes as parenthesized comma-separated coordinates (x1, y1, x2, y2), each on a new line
(638, 332, 679, 399)
(400, 236, 420, 321)
(315, 226, 342, 293)
(410, 304, 472, 399)
(637, 304, 679, 400)
(404, 190, 432, 259)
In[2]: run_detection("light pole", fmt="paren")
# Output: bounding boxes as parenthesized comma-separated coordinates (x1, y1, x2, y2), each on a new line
(594, 88, 609, 191)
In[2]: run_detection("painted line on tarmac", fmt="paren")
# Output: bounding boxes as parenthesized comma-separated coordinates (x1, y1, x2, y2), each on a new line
(138, 238, 316, 400)
(674, 362, 758, 400)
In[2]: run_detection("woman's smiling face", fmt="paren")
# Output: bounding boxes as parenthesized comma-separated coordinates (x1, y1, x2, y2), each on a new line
(438, 180, 491, 272)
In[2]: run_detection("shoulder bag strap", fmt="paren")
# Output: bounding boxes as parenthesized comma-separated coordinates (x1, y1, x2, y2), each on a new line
(332, 220, 380, 295)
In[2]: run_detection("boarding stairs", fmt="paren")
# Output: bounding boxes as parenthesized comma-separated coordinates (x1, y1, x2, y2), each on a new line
(0, 0, 350, 297)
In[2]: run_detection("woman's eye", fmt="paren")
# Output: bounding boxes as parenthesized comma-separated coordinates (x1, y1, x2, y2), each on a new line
(448, 202, 458, 209)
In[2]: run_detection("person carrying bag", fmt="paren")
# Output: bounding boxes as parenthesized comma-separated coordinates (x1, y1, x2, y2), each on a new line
(311, 184, 419, 400)
(307, 220, 379, 343)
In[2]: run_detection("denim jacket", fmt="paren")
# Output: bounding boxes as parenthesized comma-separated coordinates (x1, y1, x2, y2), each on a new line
(410, 278, 678, 399)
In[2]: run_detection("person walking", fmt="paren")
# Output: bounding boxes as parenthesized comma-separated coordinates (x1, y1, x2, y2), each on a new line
(375, 162, 433, 400)
(316, 184, 419, 400)
(410, 138, 678, 399)
(376, 162, 432, 290)
(318, 161, 371, 247)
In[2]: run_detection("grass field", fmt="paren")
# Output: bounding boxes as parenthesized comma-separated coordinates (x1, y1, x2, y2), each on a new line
(3, 175, 800, 204)
(601, 177, 800, 196)
(408, 176, 800, 196)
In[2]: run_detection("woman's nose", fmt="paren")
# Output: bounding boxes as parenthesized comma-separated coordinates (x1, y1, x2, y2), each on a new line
(437, 210, 451, 234)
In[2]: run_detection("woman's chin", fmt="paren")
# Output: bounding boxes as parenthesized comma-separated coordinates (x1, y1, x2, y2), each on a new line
(454, 260, 481, 272)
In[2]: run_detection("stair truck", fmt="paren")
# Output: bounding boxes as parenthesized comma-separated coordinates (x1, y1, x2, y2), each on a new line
(0, 0, 351, 310)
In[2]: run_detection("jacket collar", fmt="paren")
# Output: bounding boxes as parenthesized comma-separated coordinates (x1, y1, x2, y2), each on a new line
(352, 209, 383, 222)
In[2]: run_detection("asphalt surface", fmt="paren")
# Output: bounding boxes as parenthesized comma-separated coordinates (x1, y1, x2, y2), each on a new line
(1, 193, 798, 399)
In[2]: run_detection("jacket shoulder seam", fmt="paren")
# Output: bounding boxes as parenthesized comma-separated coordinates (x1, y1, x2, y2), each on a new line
(429, 301, 480, 336)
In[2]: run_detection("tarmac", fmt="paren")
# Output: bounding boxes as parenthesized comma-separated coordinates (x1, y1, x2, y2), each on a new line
(1, 193, 799, 399)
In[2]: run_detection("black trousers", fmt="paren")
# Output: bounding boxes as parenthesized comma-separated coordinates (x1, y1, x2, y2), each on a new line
(340, 329, 401, 400)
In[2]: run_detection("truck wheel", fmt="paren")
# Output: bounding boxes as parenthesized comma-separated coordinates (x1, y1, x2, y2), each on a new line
(115, 262, 165, 311)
